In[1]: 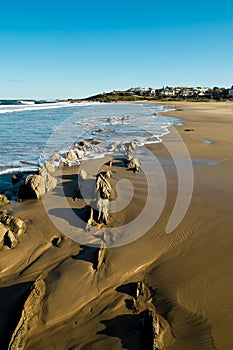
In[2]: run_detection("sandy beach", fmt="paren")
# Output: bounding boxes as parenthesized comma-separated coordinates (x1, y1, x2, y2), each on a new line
(0, 101, 233, 349)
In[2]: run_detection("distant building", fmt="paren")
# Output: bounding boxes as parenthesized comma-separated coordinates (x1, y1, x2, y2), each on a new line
(228, 89, 233, 96)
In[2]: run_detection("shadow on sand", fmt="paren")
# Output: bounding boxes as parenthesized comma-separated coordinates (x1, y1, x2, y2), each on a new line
(0, 281, 33, 350)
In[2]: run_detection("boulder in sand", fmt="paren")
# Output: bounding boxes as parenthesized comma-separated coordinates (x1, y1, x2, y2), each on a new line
(0, 194, 9, 207)
(18, 166, 57, 200)
(0, 212, 26, 250)
(127, 157, 141, 173)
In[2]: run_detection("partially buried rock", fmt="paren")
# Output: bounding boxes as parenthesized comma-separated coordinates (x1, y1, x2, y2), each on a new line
(76, 149, 85, 159)
(66, 150, 76, 160)
(97, 198, 110, 224)
(18, 166, 57, 200)
(18, 174, 44, 199)
(0, 194, 9, 207)
(124, 141, 141, 173)
(95, 171, 112, 199)
(12, 173, 24, 185)
(86, 171, 112, 227)
(0, 212, 26, 250)
(125, 141, 137, 157)
(127, 157, 141, 173)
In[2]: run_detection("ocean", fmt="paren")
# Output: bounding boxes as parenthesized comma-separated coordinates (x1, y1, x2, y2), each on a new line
(0, 102, 181, 175)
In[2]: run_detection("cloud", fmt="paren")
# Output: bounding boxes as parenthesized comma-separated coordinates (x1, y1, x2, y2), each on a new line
(5, 79, 23, 83)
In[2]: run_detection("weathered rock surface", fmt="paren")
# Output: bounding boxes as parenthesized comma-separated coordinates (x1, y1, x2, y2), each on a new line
(96, 242, 106, 271)
(97, 198, 110, 224)
(39, 167, 57, 194)
(66, 150, 76, 160)
(8, 278, 46, 350)
(127, 157, 141, 173)
(18, 166, 57, 200)
(0, 212, 26, 250)
(123, 141, 141, 172)
(121, 281, 160, 349)
(0, 194, 9, 207)
(86, 171, 112, 227)
(125, 141, 137, 154)
(95, 171, 112, 199)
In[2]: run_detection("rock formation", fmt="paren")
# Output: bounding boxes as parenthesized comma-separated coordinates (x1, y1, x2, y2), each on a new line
(127, 157, 141, 173)
(0, 212, 26, 250)
(39, 166, 57, 194)
(8, 278, 46, 350)
(124, 141, 141, 172)
(0, 194, 9, 207)
(12, 173, 24, 185)
(120, 281, 160, 349)
(97, 198, 110, 225)
(95, 171, 112, 199)
(124, 141, 137, 161)
(17, 165, 57, 200)
(86, 171, 112, 227)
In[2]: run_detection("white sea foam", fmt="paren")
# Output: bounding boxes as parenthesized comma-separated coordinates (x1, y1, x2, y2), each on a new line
(0, 101, 99, 114)
(0, 102, 182, 175)
(0, 167, 38, 176)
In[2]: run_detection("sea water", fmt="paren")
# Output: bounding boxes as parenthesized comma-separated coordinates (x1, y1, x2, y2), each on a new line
(0, 102, 180, 175)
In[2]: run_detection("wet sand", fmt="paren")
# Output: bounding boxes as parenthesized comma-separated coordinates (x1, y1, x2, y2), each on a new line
(0, 101, 233, 349)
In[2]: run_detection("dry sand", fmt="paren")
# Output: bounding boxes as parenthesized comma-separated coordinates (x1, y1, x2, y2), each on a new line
(0, 101, 233, 349)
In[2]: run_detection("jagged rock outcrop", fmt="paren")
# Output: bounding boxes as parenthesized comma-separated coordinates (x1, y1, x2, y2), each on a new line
(124, 141, 137, 161)
(127, 157, 141, 173)
(8, 278, 46, 350)
(86, 171, 112, 227)
(97, 198, 110, 224)
(44, 160, 55, 173)
(76, 149, 85, 159)
(121, 281, 160, 349)
(86, 197, 110, 228)
(18, 174, 43, 199)
(123, 141, 141, 172)
(66, 150, 76, 161)
(0, 212, 26, 250)
(94, 171, 112, 225)
(0, 194, 9, 207)
(17, 165, 57, 200)
(95, 171, 112, 199)
(39, 166, 57, 194)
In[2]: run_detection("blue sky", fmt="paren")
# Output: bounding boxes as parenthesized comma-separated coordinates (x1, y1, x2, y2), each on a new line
(0, 0, 233, 99)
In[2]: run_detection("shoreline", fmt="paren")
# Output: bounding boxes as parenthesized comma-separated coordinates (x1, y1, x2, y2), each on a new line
(1, 102, 233, 349)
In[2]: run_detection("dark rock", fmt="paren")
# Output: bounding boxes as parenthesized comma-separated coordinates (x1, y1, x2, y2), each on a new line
(12, 173, 24, 185)
(18, 174, 44, 199)
(18, 166, 57, 200)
